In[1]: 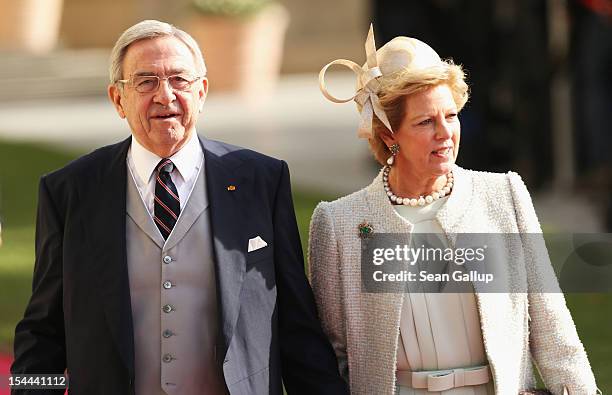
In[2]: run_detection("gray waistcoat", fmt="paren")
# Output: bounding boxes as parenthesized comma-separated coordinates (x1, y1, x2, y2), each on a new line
(126, 165, 226, 395)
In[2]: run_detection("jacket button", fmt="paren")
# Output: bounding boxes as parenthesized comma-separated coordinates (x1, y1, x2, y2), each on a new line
(163, 255, 172, 264)
(162, 304, 174, 313)
(162, 353, 173, 363)
(162, 329, 173, 338)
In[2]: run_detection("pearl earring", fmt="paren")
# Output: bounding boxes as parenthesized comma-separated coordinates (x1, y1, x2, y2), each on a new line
(387, 143, 400, 166)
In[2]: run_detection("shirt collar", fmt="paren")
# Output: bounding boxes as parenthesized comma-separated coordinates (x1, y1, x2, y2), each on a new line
(130, 131, 203, 185)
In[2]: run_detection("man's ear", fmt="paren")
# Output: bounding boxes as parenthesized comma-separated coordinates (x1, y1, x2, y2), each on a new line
(108, 84, 126, 119)
(198, 77, 209, 111)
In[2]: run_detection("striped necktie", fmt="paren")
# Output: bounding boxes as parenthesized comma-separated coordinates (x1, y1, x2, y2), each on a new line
(154, 158, 180, 239)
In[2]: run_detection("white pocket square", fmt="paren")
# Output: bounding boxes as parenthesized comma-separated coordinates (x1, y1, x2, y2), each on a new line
(248, 236, 268, 252)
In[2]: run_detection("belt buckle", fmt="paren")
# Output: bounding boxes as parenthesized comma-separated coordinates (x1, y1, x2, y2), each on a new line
(453, 368, 465, 387)
(427, 370, 454, 392)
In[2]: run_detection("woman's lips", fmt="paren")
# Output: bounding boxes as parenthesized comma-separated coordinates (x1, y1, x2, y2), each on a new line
(431, 147, 452, 158)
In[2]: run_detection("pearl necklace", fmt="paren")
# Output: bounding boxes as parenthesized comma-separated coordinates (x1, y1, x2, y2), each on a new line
(383, 165, 453, 206)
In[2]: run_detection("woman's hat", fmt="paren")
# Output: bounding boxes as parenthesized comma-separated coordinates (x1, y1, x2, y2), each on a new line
(319, 24, 443, 139)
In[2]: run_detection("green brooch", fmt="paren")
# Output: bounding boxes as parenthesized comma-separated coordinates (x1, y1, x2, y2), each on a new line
(358, 222, 373, 239)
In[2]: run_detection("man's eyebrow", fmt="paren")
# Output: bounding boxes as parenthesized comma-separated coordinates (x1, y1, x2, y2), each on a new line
(132, 71, 157, 77)
(132, 68, 190, 77)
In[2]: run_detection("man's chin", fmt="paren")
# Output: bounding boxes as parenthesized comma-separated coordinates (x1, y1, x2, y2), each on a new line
(143, 129, 190, 156)
(151, 126, 186, 140)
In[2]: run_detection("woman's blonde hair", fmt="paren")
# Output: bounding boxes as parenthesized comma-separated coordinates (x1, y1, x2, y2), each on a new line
(367, 62, 469, 165)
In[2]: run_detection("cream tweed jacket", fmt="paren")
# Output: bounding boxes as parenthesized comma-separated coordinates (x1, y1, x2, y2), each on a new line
(308, 166, 598, 395)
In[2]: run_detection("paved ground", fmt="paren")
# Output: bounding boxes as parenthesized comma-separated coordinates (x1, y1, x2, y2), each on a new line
(0, 73, 604, 232)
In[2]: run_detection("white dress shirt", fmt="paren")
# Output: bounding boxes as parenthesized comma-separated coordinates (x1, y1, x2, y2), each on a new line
(126, 132, 204, 216)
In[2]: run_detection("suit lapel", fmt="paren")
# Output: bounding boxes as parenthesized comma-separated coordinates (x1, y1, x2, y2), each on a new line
(89, 137, 135, 379)
(126, 166, 165, 249)
(164, 164, 208, 251)
(201, 137, 251, 359)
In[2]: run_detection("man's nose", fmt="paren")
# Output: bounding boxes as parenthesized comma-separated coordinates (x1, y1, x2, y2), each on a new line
(153, 79, 176, 105)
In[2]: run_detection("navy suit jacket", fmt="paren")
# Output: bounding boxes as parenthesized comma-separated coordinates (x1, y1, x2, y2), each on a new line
(11, 136, 349, 395)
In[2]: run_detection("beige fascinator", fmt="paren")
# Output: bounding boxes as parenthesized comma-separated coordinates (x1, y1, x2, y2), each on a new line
(319, 24, 444, 139)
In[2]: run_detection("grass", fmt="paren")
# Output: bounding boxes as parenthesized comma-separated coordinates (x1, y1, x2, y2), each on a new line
(0, 140, 609, 391)
(0, 140, 79, 354)
(565, 294, 612, 390)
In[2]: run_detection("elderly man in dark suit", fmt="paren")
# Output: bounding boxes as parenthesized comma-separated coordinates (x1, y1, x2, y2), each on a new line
(11, 19, 348, 395)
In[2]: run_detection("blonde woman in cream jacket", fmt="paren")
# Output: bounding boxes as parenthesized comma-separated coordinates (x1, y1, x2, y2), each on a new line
(308, 26, 599, 395)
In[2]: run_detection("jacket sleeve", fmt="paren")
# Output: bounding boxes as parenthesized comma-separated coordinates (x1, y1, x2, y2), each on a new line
(273, 162, 349, 395)
(11, 176, 67, 394)
(508, 172, 599, 395)
(308, 202, 349, 382)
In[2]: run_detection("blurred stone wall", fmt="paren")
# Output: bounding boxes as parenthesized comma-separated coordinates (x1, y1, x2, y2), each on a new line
(280, 0, 368, 72)
(59, 0, 368, 73)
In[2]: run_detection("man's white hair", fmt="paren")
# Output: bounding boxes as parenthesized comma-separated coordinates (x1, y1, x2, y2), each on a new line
(109, 19, 207, 83)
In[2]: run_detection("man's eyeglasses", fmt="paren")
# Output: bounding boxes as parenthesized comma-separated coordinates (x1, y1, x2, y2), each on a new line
(116, 74, 202, 93)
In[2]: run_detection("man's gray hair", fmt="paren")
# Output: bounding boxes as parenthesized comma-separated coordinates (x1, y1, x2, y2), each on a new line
(109, 19, 207, 83)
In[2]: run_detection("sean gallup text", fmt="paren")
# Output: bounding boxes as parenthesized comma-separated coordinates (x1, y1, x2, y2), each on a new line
(372, 270, 494, 284)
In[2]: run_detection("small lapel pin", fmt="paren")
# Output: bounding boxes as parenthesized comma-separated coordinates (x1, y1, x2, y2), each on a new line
(227, 185, 236, 191)
(358, 222, 373, 239)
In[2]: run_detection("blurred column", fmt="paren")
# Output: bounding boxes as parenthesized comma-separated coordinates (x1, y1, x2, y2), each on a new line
(0, 0, 64, 53)
(510, 0, 553, 187)
(61, 0, 139, 48)
(548, 0, 574, 191)
(138, 0, 166, 18)
(570, 0, 612, 230)
(136, 0, 187, 24)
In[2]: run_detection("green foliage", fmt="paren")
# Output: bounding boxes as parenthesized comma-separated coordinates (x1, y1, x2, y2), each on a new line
(191, 0, 272, 16)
